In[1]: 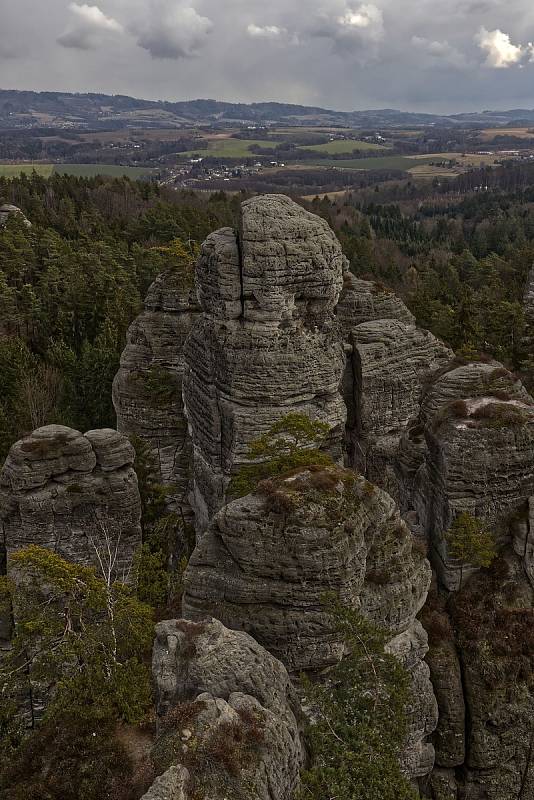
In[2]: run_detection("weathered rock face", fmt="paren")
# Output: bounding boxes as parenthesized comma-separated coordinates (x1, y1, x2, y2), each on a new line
(183, 195, 347, 531)
(182, 466, 436, 778)
(147, 617, 305, 800)
(336, 273, 415, 330)
(525, 265, 534, 323)
(0, 203, 31, 228)
(183, 467, 430, 671)
(0, 425, 142, 578)
(398, 362, 534, 590)
(444, 554, 534, 800)
(347, 319, 452, 494)
(113, 269, 200, 521)
(336, 272, 453, 497)
(141, 766, 189, 800)
(386, 620, 439, 778)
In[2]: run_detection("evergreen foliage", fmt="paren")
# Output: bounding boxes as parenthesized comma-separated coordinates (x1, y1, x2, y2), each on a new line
(229, 413, 333, 498)
(445, 512, 497, 587)
(300, 600, 417, 800)
(0, 174, 237, 460)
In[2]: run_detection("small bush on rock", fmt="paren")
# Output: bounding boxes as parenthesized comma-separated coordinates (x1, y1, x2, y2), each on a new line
(229, 413, 333, 498)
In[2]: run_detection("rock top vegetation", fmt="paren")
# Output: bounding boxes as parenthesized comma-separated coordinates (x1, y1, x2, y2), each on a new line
(1, 191, 534, 800)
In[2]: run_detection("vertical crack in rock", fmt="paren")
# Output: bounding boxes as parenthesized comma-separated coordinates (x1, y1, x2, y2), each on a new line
(113, 268, 201, 535)
(183, 195, 347, 533)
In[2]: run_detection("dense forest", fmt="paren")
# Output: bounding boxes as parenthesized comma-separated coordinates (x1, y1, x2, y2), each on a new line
(307, 164, 534, 392)
(1, 169, 533, 468)
(1, 169, 534, 799)
(0, 175, 240, 461)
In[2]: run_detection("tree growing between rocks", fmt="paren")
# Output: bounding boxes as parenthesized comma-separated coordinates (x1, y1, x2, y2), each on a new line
(445, 512, 497, 589)
(229, 413, 333, 498)
(0, 545, 153, 728)
(300, 600, 417, 800)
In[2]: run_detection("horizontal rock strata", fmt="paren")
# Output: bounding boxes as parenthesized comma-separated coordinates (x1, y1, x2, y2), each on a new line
(183, 195, 347, 532)
(113, 269, 200, 522)
(0, 425, 142, 578)
(148, 617, 305, 800)
(399, 362, 534, 590)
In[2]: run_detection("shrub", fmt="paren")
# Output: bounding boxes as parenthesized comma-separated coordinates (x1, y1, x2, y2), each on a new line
(471, 401, 529, 428)
(450, 556, 534, 686)
(299, 601, 417, 800)
(445, 512, 496, 588)
(229, 413, 333, 498)
(142, 365, 179, 405)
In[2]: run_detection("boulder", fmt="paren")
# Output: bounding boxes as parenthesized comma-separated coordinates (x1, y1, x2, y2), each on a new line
(148, 617, 305, 800)
(0, 425, 142, 578)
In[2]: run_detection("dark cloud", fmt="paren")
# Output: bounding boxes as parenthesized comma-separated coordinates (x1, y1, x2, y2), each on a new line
(130, 0, 213, 59)
(2, 0, 534, 112)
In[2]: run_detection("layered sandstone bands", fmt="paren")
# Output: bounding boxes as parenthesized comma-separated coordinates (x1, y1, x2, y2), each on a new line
(113, 269, 201, 521)
(0, 425, 142, 576)
(144, 617, 305, 800)
(183, 195, 347, 530)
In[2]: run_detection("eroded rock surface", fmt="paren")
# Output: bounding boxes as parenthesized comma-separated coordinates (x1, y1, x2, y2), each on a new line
(183, 465, 436, 778)
(398, 361, 534, 589)
(148, 617, 305, 800)
(183, 467, 430, 671)
(336, 272, 452, 498)
(183, 195, 347, 531)
(113, 269, 200, 522)
(0, 425, 142, 577)
(446, 555, 534, 800)
(347, 319, 452, 494)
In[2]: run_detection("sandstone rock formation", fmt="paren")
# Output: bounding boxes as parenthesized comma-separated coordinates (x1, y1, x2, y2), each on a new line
(337, 272, 453, 496)
(525, 265, 534, 323)
(386, 620, 439, 778)
(146, 617, 305, 800)
(0, 203, 31, 228)
(336, 273, 415, 330)
(347, 319, 452, 494)
(183, 466, 430, 671)
(183, 195, 347, 531)
(113, 268, 200, 522)
(182, 465, 437, 778)
(445, 554, 534, 800)
(141, 766, 189, 800)
(398, 361, 534, 589)
(0, 425, 142, 578)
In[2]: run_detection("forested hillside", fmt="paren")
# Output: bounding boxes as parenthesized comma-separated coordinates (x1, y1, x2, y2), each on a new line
(307, 165, 534, 392)
(1, 172, 534, 468)
(0, 175, 239, 460)
(2, 177, 534, 800)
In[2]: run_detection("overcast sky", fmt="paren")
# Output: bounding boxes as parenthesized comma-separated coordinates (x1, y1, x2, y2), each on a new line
(3, 0, 534, 113)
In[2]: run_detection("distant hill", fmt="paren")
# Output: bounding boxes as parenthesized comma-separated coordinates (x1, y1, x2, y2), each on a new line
(2, 88, 534, 130)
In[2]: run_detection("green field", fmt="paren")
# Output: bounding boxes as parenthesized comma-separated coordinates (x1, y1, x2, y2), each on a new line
(0, 164, 156, 179)
(307, 155, 435, 171)
(299, 139, 388, 154)
(181, 138, 278, 159)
